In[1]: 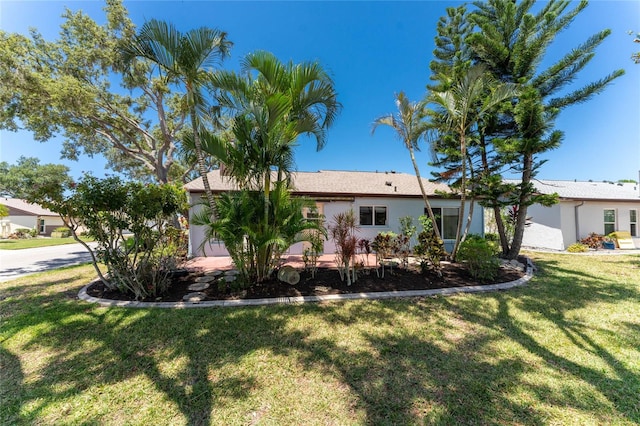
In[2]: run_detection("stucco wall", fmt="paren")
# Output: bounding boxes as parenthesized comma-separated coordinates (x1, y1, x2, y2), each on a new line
(187, 193, 484, 257)
(524, 200, 639, 250)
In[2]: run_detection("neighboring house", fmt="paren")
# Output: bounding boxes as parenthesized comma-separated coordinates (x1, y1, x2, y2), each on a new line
(0, 198, 65, 237)
(513, 180, 640, 250)
(184, 169, 485, 257)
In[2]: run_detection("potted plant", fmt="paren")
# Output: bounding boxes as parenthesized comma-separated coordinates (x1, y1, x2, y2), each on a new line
(602, 235, 616, 250)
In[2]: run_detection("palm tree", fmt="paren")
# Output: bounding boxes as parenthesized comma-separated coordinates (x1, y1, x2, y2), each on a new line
(428, 65, 516, 259)
(120, 19, 231, 211)
(372, 92, 442, 240)
(204, 51, 340, 281)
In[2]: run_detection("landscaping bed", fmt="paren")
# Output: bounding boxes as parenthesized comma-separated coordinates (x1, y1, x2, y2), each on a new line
(85, 260, 527, 302)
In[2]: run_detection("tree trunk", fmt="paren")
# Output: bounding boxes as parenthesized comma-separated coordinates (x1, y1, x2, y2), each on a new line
(507, 153, 533, 260)
(493, 206, 510, 256)
(451, 133, 466, 260)
(408, 146, 442, 240)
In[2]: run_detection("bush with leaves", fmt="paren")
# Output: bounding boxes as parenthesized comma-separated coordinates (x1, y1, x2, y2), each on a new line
(11, 228, 38, 239)
(413, 215, 446, 276)
(28, 175, 188, 300)
(456, 235, 501, 282)
(194, 182, 323, 284)
(371, 231, 397, 260)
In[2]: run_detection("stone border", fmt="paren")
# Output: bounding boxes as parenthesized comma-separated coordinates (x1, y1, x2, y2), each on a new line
(78, 258, 534, 309)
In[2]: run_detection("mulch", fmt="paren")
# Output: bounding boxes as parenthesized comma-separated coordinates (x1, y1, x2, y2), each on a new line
(85, 261, 526, 303)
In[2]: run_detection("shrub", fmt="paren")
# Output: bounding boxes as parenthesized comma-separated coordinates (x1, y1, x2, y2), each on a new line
(28, 175, 188, 300)
(371, 231, 397, 259)
(193, 182, 322, 285)
(456, 237, 500, 282)
(52, 226, 71, 238)
(13, 228, 37, 239)
(413, 215, 446, 276)
(567, 242, 588, 253)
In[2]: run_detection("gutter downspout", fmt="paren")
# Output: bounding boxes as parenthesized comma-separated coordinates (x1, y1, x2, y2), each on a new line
(575, 201, 584, 242)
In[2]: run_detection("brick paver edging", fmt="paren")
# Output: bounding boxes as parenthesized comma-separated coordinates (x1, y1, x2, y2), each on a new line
(78, 258, 534, 309)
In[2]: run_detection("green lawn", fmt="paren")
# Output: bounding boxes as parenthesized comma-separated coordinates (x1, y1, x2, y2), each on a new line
(1, 253, 639, 425)
(0, 236, 93, 250)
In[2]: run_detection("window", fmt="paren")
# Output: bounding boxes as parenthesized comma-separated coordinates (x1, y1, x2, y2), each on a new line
(427, 207, 459, 240)
(359, 205, 387, 226)
(39, 219, 45, 234)
(603, 209, 616, 235)
(631, 209, 637, 237)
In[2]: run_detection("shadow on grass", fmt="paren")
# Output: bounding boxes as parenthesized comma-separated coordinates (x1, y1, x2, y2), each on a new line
(1, 254, 639, 424)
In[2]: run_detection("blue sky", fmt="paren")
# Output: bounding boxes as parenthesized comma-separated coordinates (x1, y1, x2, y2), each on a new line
(1, 0, 639, 183)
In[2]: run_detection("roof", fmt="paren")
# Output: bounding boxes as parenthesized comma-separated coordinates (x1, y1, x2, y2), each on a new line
(510, 179, 640, 202)
(0, 198, 59, 216)
(184, 169, 452, 198)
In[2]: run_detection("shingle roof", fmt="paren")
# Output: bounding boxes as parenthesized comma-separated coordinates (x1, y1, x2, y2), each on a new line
(0, 198, 58, 216)
(508, 179, 640, 201)
(184, 169, 452, 198)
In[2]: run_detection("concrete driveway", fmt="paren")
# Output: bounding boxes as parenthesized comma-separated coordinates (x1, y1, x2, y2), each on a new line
(0, 242, 98, 282)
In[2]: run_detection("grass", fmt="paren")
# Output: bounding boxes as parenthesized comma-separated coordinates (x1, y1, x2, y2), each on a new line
(1, 252, 639, 425)
(0, 236, 93, 250)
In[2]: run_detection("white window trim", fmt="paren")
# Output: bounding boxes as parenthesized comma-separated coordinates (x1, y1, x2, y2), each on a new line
(603, 208, 616, 235)
(359, 205, 388, 227)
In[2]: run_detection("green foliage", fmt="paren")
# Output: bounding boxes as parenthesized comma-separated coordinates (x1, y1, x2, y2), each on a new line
(190, 50, 339, 283)
(0, 157, 72, 199)
(567, 243, 589, 253)
(0, 1, 214, 183)
(372, 93, 442, 239)
(194, 182, 322, 284)
(302, 229, 324, 278)
(29, 175, 187, 300)
(0, 204, 8, 217)
(428, 0, 623, 260)
(371, 231, 397, 260)
(413, 215, 446, 275)
(11, 228, 38, 239)
(456, 236, 500, 282)
(51, 227, 71, 238)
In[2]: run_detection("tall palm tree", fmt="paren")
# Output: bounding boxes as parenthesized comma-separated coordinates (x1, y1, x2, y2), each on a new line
(205, 51, 340, 281)
(372, 92, 442, 240)
(120, 19, 231, 211)
(428, 65, 516, 259)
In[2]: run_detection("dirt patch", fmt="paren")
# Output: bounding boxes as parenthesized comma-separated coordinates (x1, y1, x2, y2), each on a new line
(85, 261, 527, 303)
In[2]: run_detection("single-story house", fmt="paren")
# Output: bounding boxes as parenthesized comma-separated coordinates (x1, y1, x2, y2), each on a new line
(0, 198, 65, 237)
(514, 180, 640, 250)
(184, 169, 485, 257)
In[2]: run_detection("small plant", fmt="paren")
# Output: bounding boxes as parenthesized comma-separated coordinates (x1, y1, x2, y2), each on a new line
(357, 238, 372, 267)
(371, 231, 397, 260)
(302, 230, 324, 278)
(413, 215, 446, 276)
(567, 242, 588, 253)
(392, 233, 411, 268)
(328, 210, 358, 286)
(456, 236, 500, 282)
